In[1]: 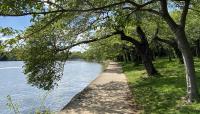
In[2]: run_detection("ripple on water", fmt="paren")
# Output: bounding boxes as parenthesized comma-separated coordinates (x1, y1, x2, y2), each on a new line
(0, 61, 102, 114)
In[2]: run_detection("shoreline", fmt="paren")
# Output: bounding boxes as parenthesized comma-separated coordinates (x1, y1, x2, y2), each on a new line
(58, 62, 139, 114)
(60, 61, 107, 110)
(61, 68, 105, 110)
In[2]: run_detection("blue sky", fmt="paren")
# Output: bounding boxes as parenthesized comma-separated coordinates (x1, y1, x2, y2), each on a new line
(0, 16, 84, 51)
(0, 16, 32, 30)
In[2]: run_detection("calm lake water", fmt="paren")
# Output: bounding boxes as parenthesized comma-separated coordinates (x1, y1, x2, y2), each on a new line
(0, 60, 102, 114)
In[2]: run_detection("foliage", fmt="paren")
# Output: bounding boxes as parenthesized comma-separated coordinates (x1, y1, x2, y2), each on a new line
(0, 27, 17, 36)
(7, 94, 53, 114)
(22, 29, 68, 90)
(0, 0, 45, 18)
(7, 95, 20, 114)
(122, 58, 200, 113)
(186, 10, 200, 43)
(1, 0, 200, 93)
(68, 51, 84, 60)
(83, 37, 123, 62)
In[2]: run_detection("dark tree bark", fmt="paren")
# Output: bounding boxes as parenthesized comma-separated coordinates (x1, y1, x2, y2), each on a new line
(138, 45, 158, 76)
(118, 26, 158, 76)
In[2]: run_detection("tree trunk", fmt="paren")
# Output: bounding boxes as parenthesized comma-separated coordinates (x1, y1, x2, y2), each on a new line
(141, 54, 158, 76)
(118, 26, 158, 76)
(159, 0, 198, 102)
(176, 28, 199, 102)
(139, 45, 158, 76)
(173, 45, 184, 64)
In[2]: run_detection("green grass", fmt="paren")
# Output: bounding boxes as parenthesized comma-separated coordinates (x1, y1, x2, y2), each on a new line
(121, 58, 200, 114)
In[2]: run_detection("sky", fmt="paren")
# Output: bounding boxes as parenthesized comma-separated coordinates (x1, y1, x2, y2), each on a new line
(0, 16, 84, 51)
(0, 16, 32, 30)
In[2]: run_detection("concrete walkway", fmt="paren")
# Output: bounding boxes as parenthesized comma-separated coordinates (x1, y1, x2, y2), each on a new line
(59, 62, 139, 114)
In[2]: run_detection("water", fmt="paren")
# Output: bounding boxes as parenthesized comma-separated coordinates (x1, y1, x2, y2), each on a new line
(0, 60, 102, 114)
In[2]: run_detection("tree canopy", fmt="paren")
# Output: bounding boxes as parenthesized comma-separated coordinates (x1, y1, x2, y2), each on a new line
(1, 0, 200, 102)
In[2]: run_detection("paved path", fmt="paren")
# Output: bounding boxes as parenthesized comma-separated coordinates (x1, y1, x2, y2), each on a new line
(58, 62, 139, 114)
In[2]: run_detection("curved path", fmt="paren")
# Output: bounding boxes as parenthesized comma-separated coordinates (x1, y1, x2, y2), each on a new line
(58, 62, 139, 114)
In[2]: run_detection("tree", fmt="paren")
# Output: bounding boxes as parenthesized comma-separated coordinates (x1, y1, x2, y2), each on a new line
(1, 0, 200, 102)
(117, 26, 158, 76)
(159, 0, 199, 102)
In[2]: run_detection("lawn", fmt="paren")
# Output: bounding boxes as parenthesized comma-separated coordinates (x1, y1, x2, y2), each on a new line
(121, 58, 200, 114)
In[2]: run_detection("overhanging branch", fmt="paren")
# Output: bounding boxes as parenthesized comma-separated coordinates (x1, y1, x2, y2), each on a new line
(123, 7, 160, 16)
(56, 32, 119, 51)
(23, 13, 63, 39)
(126, 0, 158, 8)
(117, 30, 141, 46)
(0, 1, 126, 17)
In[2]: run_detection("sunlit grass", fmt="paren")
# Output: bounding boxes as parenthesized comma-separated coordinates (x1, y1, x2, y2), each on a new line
(121, 58, 200, 114)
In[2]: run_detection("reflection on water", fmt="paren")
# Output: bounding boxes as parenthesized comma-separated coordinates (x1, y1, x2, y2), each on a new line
(0, 60, 102, 114)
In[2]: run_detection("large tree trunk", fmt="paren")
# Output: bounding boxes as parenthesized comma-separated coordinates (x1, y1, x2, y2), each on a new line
(160, 0, 198, 102)
(136, 27, 158, 76)
(176, 28, 199, 102)
(137, 40, 158, 76)
(139, 47, 158, 76)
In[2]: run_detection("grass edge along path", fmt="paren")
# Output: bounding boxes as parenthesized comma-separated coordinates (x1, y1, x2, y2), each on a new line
(122, 58, 200, 114)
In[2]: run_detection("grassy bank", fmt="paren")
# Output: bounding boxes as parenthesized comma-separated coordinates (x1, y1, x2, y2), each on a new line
(121, 58, 200, 114)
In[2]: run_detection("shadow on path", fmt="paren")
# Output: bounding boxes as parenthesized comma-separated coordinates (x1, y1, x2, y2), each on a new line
(59, 62, 139, 114)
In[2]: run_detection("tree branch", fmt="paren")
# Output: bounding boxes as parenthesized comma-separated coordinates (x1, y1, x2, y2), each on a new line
(0, 10, 64, 16)
(154, 36, 175, 46)
(140, 8, 161, 16)
(180, 0, 191, 27)
(117, 30, 141, 46)
(126, 0, 158, 8)
(0, 1, 126, 17)
(125, 0, 140, 7)
(153, 27, 175, 46)
(23, 13, 63, 39)
(139, 0, 158, 8)
(123, 7, 161, 16)
(56, 32, 119, 51)
(136, 26, 148, 44)
(160, 0, 178, 32)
